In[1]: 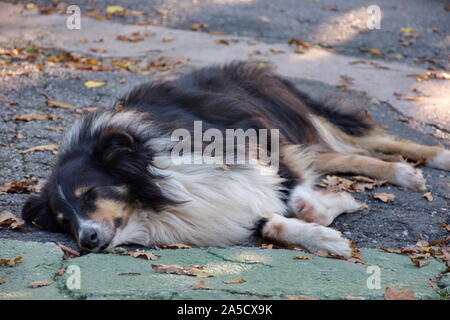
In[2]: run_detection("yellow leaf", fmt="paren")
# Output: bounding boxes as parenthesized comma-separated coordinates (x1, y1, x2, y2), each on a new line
(84, 80, 105, 88)
(400, 28, 414, 33)
(106, 6, 125, 14)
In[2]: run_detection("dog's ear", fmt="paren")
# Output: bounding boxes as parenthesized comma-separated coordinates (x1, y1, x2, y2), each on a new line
(22, 195, 60, 231)
(93, 129, 179, 211)
(93, 130, 137, 164)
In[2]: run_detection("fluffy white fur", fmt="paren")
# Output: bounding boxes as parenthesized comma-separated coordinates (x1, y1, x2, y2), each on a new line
(427, 150, 450, 171)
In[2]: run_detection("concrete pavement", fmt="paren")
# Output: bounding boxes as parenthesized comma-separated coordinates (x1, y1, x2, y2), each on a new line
(0, 239, 448, 300)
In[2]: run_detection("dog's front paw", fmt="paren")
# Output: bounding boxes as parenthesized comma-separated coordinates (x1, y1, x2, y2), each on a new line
(427, 150, 450, 171)
(306, 225, 352, 258)
(393, 163, 427, 191)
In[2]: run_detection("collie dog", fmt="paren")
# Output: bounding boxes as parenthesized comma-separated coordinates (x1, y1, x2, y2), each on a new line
(22, 62, 450, 257)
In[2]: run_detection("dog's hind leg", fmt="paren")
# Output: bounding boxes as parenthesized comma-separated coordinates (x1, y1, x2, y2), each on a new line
(281, 145, 363, 226)
(314, 152, 427, 191)
(288, 184, 363, 226)
(359, 134, 450, 171)
(261, 214, 352, 258)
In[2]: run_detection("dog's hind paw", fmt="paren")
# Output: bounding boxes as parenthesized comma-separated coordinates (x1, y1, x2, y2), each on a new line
(393, 163, 427, 191)
(427, 150, 450, 171)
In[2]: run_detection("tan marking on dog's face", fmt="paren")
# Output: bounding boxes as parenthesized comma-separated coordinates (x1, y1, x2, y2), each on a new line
(87, 199, 133, 228)
(74, 186, 93, 198)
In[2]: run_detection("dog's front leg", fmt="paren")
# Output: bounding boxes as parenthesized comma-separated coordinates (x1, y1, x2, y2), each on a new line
(261, 214, 352, 258)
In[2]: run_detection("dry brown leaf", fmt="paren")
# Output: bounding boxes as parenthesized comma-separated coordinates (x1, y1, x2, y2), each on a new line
(0, 180, 34, 195)
(116, 32, 144, 42)
(422, 192, 433, 202)
(161, 243, 192, 249)
(285, 294, 318, 300)
(223, 277, 246, 284)
(215, 39, 230, 45)
(288, 38, 309, 49)
(409, 257, 431, 268)
(0, 278, 5, 285)
(151, 264, 212, 277)
(0, 211, 25, 230)
(13, 112, 47, 121)
(0, 97, 18, 105)
(373, 193, 396, 203)
(190, 23, 208, 32)
(192, 280, 214, 290)
(379, 247, 402, 254)
(55, 269, 66, 276)
(0, 256, 23, 267)
(43, 94, 77, 111)
(21, 144, 59, 154)
(57, 242, 80, 259)
(29, 280, 53, 288)
(128, 250, 160, 261)
(384, 286, 416, 300)
(292, 255, 313, 260)
(315, 252, 346, 260)
(438, 223, 450, 232)
(46, 126, 66, 132)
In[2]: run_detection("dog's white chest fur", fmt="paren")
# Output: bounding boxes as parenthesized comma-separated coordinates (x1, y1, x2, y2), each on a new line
(109, 156, 287, 248)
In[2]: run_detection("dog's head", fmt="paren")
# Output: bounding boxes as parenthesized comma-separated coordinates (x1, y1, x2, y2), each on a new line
(22, 116, 177, 252)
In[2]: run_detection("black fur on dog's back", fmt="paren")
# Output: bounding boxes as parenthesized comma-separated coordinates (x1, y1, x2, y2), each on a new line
(120, 62, 373, 144)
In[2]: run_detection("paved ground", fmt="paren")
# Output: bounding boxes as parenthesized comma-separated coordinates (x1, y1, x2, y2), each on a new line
(0, 1, 449, 299)
(1, 239, 448, 300)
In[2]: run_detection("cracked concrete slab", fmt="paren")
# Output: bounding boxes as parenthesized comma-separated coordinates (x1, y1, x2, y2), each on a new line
(0, 240, 447, 300)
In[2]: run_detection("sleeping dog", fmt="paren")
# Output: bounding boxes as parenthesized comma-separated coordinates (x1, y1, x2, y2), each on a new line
(22, 62, 450, 257)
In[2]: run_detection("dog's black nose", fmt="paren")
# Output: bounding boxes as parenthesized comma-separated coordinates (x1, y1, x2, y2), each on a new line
(79, 227, 99, 250)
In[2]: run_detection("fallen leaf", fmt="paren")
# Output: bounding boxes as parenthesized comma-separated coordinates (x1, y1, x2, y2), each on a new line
(117, 272, 141, 276)
(409, 257, 431, 268)
(288, 38, 309, 49)
(0, 97, 18, 105)
(46, 126, 66, 132)
(215, 39, 230, 45)
(373, 193, 396, 203)
(84, 80, 105, 88)
(116, 33, 144, 42)
(106, 5, 125, 14)
(55, 269, 66, 276)
(162, 36, 174, 43)
(315, 252, 346, 260)
(29, 280, 53, 288)
(223, 277, 246, 284)
(21, 144, 59, 154)
(192, 280, 214, 290)
(0, 278, 5, 285)
(43, 94, 77, 111)
(422, 192, 433, 202)
(0, 256, 23, 267)
(366, 48, 382, 55)
(384, 286, 416, 300)
(285, 295, 318, 300)
(161, 243, 192, 249)
(128, 250, 160, 261)
(13, 112, 47, 121)
(57, 242, 80, 259)
(151, 264, 212, 277)
(190, 23, 208, 32)
(0, 211, 25, 230)
(438, 223, 450, 232)
(293, 255, 313, 260)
